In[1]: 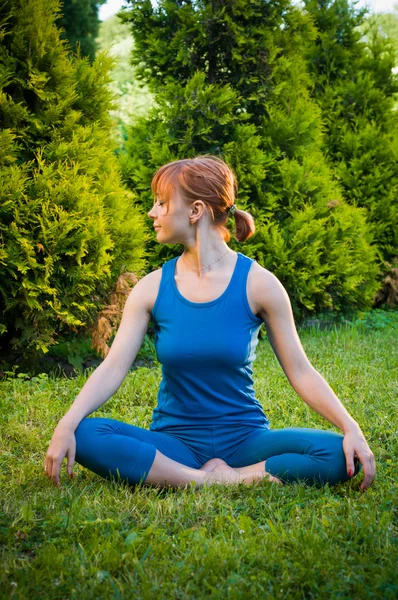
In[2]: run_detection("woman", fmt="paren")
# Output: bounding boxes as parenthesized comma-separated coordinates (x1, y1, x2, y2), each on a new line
(44, 155, 376, 491)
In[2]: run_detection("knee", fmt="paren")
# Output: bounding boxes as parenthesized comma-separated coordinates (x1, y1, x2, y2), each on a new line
(323, 434, 362, 485)
(76, 417, 119, 438)
(75, 417, 119, 456)
(75, 417, 99, 442)
(75, 417, 97, 458)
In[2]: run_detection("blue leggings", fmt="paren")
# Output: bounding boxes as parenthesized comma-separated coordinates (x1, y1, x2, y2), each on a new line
(74, 418, 361, 487)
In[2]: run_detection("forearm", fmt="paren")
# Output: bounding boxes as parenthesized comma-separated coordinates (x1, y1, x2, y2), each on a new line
(291, 367, 361, 434)
(58, 361, 125, 432)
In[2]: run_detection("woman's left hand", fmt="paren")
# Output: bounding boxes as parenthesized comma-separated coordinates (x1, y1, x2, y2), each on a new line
(343, 427, 376, 492)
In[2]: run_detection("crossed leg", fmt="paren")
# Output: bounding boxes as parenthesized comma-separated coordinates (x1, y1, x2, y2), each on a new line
(75, 419, 360, 489)
(218, 427, 362, 487)
(74, 417, 277, 488)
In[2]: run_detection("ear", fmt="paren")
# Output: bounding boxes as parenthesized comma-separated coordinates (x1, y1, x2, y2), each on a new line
(190, 200, 206, 222)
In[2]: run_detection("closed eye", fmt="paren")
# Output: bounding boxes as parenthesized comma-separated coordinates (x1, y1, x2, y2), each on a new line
(153, 197, 164, 207)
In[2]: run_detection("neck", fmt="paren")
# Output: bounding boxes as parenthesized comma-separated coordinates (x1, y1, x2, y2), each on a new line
(181, 245, 234, 275)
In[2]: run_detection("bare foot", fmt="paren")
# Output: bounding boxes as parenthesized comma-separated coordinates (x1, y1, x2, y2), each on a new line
(235, 461, 284, 486)
(204, 463, 273, 486)
(200, 458, 228, 472)
(201, 458, 283, 486)
(235, 468, 283, 486)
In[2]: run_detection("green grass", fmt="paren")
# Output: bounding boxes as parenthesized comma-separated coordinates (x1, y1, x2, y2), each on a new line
(1, 324, 397, 599)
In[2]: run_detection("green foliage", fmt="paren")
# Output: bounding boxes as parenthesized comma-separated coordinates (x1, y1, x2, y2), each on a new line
(351, 307, 398, 331)
(96, 13, 155, 143)
(304, 0, 398, 274)
(136, 331, 157, 361)
(120, 0, 379, 319)
(299, 306, 398, 332)
(47, 330, 156, 376)
(0, 0, 148, 357)
(56, 0, 106, 62)
(46, 335, 101, 374)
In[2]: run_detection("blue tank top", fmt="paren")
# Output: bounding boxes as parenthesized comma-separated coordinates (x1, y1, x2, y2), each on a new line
(149, 252, 270, 431)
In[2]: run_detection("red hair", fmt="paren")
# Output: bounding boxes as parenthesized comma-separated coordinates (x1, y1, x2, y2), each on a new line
(151, 155, 255, 242)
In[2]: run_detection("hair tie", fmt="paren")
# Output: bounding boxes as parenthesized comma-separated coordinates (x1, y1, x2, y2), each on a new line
(229, 204, 237, 216)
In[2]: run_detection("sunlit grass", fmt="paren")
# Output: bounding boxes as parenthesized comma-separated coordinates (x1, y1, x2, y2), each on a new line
(1, 324, 397, 599)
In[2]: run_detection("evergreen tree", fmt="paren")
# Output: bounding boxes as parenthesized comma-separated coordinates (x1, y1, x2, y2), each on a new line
(0, 0, 147, 358)
(56, 0, 106, 62)
(120, 0, 379, 319)
(303, 0, 398, 302)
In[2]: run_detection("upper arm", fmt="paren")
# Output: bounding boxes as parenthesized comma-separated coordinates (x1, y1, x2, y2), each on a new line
(103, 273, 154, 377)
(255, 268, 314, 383)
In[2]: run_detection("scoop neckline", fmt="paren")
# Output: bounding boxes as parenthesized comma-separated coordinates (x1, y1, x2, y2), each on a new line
(171, 252, 241, 308)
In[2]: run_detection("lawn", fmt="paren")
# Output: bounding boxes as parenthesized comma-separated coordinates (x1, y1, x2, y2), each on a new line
(1, 323, 397, 599)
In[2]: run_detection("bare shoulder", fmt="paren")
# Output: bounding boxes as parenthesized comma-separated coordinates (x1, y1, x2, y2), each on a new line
(129, 267, 162, 316)
(248, 260, 312, 379)
(248, 261, 287, 320)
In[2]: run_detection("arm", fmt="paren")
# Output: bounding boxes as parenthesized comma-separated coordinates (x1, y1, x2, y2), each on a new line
(283, 367, 361, 435)
(255, 269, 359, 431)
(59, 280, 151, 431)
(255, 267, 376, 491)
(44, 274, 153, 486)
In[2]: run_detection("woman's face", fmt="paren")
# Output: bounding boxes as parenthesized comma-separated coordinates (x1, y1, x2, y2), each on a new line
(148, 188, 190, 244)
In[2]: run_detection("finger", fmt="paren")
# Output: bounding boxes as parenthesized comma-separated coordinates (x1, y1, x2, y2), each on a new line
(361, 460, 376, 492)
(363, 456, 376, 488)
(51, 459, 62, 488)
(344, 448, 355, 477)
(67, 450, 75, 478)
(44, 457, 52, 478)
(360, 456, 376, 491)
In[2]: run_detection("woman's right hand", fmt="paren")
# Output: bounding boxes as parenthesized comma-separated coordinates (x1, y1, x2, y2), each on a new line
(44, 424, 76, 488)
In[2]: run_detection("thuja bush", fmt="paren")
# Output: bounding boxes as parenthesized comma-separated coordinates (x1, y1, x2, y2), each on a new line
(304, 0, 398, 304)
(0, 0, 147, 359)
(119, 0, 379, 319)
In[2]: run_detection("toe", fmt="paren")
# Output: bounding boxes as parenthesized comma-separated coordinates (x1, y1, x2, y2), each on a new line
(200, 458, 228, 472)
